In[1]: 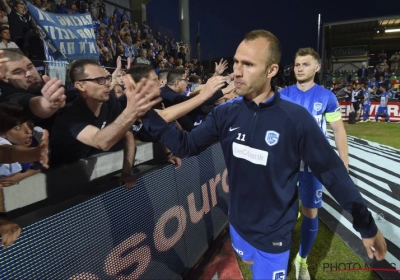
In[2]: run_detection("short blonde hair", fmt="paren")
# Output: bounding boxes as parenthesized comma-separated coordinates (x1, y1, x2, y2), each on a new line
(244, 30, 281, 67)
(295, 47, 320, 63)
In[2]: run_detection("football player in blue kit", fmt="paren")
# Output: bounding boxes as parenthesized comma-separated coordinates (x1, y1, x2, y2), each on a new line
(373, 84, 390, 122)
(140, 30, 386, 280)
(279, 48, 348, 280)
(360, 84, 371, 122)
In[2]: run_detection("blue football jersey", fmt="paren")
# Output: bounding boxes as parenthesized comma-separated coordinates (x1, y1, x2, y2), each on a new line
(379, 92, 389, 107)
(280, 84, 340, 135)
(363, 90, 370, 106)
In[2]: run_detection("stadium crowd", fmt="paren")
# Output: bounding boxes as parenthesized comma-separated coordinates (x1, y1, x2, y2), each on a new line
(0, 0, 208, 79)
(0, 0, 238, 249)
(326, 52, 400, 123)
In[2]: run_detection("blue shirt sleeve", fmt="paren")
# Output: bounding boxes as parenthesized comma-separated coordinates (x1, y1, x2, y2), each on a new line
(142, 109, 219, 157)
(325, 90, 341, 114)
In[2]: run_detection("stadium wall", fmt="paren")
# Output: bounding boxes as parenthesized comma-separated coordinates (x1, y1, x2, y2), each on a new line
(1, 143, 229, 279)
(339, 101, 400, 122)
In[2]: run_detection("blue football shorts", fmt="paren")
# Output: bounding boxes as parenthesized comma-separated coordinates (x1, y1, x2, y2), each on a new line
(229, 224, 289, 280)
(377, 106, 387, 114)
(299, 160, 323, 208)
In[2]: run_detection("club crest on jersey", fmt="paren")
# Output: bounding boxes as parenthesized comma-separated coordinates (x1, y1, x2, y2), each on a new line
(313, 102, 323, 112)
(272, 270, 286, 280)
(265, 131, 279, 146)
(316, 190, 322, 198)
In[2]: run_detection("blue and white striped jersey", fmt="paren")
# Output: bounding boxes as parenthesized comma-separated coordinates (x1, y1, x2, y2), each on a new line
(280, 84, 341, 135)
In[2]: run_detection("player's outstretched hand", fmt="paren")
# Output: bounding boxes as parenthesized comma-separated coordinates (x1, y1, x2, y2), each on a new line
(362, 229, 387, 261)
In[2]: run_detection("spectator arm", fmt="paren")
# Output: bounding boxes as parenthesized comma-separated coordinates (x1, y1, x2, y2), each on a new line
(0, 188, 4, 212)
(0, 188, 21, 249)
(109, 43, 116, 57)
(2, 0, 10, 14)
(0, 16, 8, 24)
(120, 29, 127, 38)
(0, 144, 43, 164)
(76, 111, 137, 151)
(29, 96, 61, 119)
(117, 35, 123, 46)
(0, 169, 41, 188)
(121, 131, 135, 176)
(110, 60, 122, 90)
(156, 91, 212, 123)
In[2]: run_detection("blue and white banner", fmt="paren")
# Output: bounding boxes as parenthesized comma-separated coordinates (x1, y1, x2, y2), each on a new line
(26, 2, 98, 61)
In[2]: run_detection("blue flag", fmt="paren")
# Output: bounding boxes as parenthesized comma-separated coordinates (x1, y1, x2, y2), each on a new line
(26, 2, 98, 61)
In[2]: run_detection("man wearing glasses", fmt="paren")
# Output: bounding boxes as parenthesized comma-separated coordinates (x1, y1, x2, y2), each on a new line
(50, 59, 160, 188)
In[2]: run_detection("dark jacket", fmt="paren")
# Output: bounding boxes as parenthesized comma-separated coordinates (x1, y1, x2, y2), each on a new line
(142, 92, 377, 253)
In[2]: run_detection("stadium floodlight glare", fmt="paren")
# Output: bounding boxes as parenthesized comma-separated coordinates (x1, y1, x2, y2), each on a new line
(385, 28, 400, 33)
